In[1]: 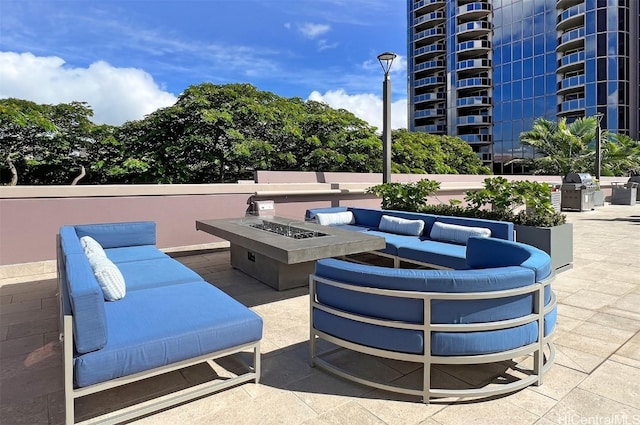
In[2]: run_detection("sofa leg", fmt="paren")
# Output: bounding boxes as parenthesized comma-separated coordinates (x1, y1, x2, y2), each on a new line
(533, 350, 543, 386)
(254, 343, 261, 384)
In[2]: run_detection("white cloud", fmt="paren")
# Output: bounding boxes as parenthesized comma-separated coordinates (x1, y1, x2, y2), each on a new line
(317, 39, 339, 51)
(298, 23, 331, 39)
(308, 89, 407, 131)
(0, 51, 177, 125)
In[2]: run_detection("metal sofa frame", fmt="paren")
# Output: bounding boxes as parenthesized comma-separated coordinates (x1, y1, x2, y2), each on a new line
(309, 272, 556, 403)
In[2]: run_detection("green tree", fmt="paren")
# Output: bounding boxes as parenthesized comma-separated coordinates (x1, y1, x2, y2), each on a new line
(391, 129, 490, 174)
(513, 117, 597, 175)
(602, 133, 640, 176)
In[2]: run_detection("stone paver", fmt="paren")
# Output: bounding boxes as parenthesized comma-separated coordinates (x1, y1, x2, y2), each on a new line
(0, 204, 639, 425)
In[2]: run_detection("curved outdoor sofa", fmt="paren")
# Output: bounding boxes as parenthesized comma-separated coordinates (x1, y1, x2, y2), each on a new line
(309, 235, 557, 403)
(305, 206, 514, 269)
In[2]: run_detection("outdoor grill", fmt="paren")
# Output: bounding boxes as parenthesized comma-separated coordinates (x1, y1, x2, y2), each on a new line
(561, 173, 595, 211)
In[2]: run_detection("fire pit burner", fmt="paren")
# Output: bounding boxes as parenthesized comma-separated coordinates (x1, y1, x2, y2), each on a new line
(249, 220, 327, 239)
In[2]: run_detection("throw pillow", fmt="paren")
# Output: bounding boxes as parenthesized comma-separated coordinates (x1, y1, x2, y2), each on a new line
(87, 254, 126, 301)
(378, 215, 425, 236)
(429, 221, 492, 245)
(80, 236, 106, 258)
(316, 211, 356, 226)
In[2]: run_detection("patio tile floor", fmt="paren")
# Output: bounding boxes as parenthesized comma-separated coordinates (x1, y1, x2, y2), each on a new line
(1, 204, 639, 424)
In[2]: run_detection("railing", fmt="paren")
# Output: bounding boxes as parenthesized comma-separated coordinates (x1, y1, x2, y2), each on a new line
(457, 96, 491, 107)
(415, 108, 447, 118)
(559, 98, 585, 113)
(414, 60, 446, 72)
(456, 59, 491, 71)
(558, 27, 585, 46)
(456, 20, 491, 34)
(415, 76, 446, 88)
(457, 77, 492, 88)
(456, 40, 491, 53)
(558, 3, 585, 24)
(414, 92, 446, 103)
(558, 74, 585, 91)
(559, 50, 585, 68)
(414, 11, 445, 26)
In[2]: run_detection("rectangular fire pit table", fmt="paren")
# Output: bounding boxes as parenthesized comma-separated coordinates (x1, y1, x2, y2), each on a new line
(196, 216, 385, 290)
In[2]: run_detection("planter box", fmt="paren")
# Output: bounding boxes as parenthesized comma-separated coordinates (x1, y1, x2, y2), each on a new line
(515, 222, 573, 273)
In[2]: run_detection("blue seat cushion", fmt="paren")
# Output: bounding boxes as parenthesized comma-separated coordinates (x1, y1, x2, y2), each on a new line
(366, 230, 422, 255)
(314, 307, 557, 356)
(74, 281, 263, 387)
(106, 245, 170, 264)
(398, 240, 468, 269)
(117, 258, 204, 291)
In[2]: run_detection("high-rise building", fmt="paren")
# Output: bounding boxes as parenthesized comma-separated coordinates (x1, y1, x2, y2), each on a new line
(407, 0, 639, 173)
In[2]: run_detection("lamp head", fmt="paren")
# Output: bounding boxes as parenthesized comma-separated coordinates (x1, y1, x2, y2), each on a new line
(377, 52, 397, 76)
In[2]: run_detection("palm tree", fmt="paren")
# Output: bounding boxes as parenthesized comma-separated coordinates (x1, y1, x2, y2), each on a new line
(508, 117, 598, 175)
(602, 134, 640, 176)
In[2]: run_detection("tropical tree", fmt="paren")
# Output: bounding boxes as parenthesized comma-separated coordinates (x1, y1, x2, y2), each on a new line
(512, 116, 598, 175)
(391, 129, 490, 174)
(602, 133, 640, 176)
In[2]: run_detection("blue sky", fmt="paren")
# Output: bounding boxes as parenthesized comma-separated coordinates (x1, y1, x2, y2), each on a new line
(0, 0, 407, 129)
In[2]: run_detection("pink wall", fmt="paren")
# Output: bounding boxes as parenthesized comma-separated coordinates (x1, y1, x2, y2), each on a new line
(1, 173, 625, 266)
(0, 191, 380, 265)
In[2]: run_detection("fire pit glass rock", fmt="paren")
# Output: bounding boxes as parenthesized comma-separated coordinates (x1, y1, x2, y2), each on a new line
(249, 220, 327, 239)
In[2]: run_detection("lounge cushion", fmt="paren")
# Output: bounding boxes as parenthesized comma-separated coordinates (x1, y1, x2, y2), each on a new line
(398, 241, 468, 270)
(379, 215, 425, 236)
(315, 211, 355, 226)
(87, 254, 126, 301)
(74, 281, 263, 387)
(430, 221, 491, 245)
(80, 236, 107, 258)
(366, 230, 422, 255)
(75, 221, 156, 249)
(64, 254, 107, 354)
(314, 308, 557, 356)
(117, 258, 204, 292)
(466, 237, 552, 281)
(106, 245, 170, 264)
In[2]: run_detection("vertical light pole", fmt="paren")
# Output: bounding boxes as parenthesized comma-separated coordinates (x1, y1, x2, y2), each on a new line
(594, 112, 604, 180)
(378, 52, 396, 183)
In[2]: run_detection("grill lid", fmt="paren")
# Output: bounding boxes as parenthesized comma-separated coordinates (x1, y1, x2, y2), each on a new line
(563, 173, 594, 185)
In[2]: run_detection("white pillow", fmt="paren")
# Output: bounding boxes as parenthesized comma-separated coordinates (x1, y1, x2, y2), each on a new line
(316, 211, 356, 226)
(80, 236, 106, 258)
(87, 254, 126, 301)
(378, 215, 425, 236)
(429, 221, 492, 245)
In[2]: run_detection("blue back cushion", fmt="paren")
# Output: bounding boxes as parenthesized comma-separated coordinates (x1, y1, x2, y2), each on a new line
(348, 208, 384, 228)
(435, 215, 514, 241)
(466, 236, 552, 281)
(64, 253, 108, 353)
(74, 221, 156, 248)
(305, 207, 349, 221)
(314, 258, 537, 325)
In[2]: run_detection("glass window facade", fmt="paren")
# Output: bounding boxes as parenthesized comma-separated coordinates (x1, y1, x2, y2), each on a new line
(407, 0, 640, 173)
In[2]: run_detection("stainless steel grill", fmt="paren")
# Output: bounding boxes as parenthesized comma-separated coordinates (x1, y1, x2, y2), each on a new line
(561, 173, 595, 211)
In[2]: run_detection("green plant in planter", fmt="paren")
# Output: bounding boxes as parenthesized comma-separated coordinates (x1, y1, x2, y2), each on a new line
(463, 177, 566, 227)
(366, 179, 440, 212)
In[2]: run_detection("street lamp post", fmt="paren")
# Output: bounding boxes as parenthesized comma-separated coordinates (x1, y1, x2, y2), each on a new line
(595, 112, 604, 181)
(378, 52, 396, 183)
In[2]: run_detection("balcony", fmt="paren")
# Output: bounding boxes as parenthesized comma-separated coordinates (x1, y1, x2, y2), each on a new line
(414, 59, 446, 74)
(414, 26, 446, 43)
(558, 97, 586, 114)
(457, 114, 492, 126)
(412, 0, 446, 12)
(456, 20, 492, 38)
(457, 96, 491, 108)
(557, 74, 586, 95)
(456, 40, 491, 57)
(557, 50, 585, 73)
(557, 2, 585, 31)
(3, 180, 637, 423)
(414, 43, 446, 59)
(414, 92, 446, 104)
(458, 133, 493, 144)
(557, 27, 585, 52)
(414, 123, 447, 132)
(415, 108, 447, 118)
(457, 77, 492, 89)
(456, 2, 491, 19)
(415, 75, 446, 88)
(414, 11, 445, 29)
(456, 59, 491, 73)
